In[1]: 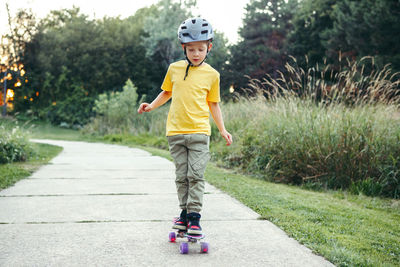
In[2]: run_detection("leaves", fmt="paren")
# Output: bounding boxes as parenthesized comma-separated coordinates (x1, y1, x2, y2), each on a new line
(0, 124, 33, 164)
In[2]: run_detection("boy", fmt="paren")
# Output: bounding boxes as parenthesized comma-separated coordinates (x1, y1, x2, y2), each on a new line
(137, 17, 232, 235)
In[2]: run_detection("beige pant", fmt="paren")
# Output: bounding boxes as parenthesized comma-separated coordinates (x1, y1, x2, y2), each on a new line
(167, 134, 210, 213)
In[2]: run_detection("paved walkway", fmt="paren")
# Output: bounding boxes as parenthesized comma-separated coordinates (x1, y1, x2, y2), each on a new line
(0, 140, 334, 266)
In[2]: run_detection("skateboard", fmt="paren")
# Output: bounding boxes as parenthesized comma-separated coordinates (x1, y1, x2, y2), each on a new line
(168, 218, 209, 254)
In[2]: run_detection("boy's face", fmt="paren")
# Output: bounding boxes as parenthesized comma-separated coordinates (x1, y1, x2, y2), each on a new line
(183, 41, 212, 66)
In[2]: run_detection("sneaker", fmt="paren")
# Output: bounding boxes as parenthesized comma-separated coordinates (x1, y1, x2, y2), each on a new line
(187, 212, 202, 235)
(172, 209, 187, 230)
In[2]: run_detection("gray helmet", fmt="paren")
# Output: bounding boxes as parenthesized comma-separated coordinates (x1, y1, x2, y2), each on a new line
(178, 17, 214, 44)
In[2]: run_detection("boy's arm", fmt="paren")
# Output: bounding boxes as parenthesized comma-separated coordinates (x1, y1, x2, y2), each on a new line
(138, 90, 172, 114)
(209, 101, 233, 146)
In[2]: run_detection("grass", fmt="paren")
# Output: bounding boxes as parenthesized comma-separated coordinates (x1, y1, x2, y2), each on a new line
(0, 142, 63, 190)
(28, 121, 86, 141)
(1, 117, 81, 140)
(27, 120, 96, 141)
(0, 117, 64, 190)
(205, 164, 399, 266)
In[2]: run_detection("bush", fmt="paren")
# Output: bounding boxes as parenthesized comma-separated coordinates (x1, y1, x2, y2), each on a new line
(84, 79, 168, 136)
(0, 123, 34, 164)
(44, 85, 95, 128)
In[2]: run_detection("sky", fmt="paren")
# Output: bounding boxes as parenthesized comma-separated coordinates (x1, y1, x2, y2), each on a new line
(0, 0, 251, 44)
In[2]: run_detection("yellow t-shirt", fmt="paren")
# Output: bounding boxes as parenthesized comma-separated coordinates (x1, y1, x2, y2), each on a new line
(161, 60, 220, 136)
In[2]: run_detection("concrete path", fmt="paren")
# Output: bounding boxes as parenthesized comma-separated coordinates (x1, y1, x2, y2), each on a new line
(0, 140, 334, 267)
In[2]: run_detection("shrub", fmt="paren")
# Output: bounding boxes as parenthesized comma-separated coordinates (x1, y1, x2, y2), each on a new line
(0, 123, 33, 164)
(44, 85, 95, 128)
(84, 79, 168, 136)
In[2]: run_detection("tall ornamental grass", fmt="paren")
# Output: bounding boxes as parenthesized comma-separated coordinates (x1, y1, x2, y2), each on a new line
(215, 98, 400, 198)
(215, 57, 400, 198)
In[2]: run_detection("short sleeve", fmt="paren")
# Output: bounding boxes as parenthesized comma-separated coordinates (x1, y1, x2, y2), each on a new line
(207, 73, 220, 102)
(161, 66, 172, 92)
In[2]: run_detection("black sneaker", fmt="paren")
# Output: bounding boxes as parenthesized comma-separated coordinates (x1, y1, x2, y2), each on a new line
(187, 212, 202, 235)
(172, 209, 187, 230)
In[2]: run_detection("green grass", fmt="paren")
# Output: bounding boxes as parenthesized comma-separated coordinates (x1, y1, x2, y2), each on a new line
(133, 143, 399, 267)
(27, 120, 96, 141)
(28, 121, 85, 141)
(1, 117, 87, 141)
(0, 142, 63, 190)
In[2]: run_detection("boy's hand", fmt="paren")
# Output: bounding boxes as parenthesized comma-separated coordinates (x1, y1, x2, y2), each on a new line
(220, 130, 233, 146)
(137, 103, 152, 114)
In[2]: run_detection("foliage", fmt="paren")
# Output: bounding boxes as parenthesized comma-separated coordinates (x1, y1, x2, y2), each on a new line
(9, 1, 230, 123)
(0, 121, 33, 164)
(0, 142, 62, 190)
(227, 0, 400, 96)
(0, 7, 36, 115)
(288, 0, 400, 71)
(83, 79, 169, 136)
(91, 79, 139, 129)
(288, 0, 336, 67)
(206, 31, 231, 99)
(324, 0, 400, 71)
(43, 83, 95, 127)
(142, 0, 196, 68)
(4, 0, 399, 126)
(228, 0, 298, 92)
(252, 56, 400, 106)
(220, 97, 400, 198)
(17, 7, 153, 125)
(217, 58, 400, 198)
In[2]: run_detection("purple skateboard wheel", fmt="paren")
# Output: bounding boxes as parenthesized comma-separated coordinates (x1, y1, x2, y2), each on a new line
(169, 232, 176, 242)
(200, 242, 209, 253)
(180, 242, 189, 254)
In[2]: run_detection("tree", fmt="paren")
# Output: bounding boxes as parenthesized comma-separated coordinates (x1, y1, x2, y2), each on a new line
(15, 1, 229, 125)
(288, 0, 336, 67)
(21, 7, 156, 125)
(288, 0, 400, 74)
(0, 6, 35, 116)
(140, 0, 196, 102)
(228, 0, 298, 94)
(324, 0, 400, 71)
(142, 0, 196, 68)
(206, 31, 230, 98)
